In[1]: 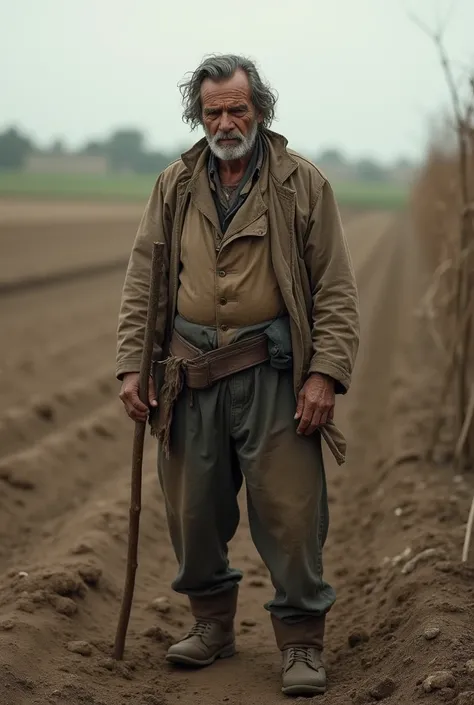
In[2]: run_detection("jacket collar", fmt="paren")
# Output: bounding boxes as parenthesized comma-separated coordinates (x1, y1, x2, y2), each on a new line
(180, 128, 298, 185)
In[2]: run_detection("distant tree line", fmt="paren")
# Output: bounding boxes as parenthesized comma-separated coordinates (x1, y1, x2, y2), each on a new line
(0, 125, 415, 181)
(0, 126, 178, 174)
(79, 129, 177, 174)
(0, 127, 34, 169)
(315, 147, 415, 183)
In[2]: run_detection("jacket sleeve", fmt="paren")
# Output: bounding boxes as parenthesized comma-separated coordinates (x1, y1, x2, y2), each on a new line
(303, 179, 360, 393)
(116, 174, 171, 380)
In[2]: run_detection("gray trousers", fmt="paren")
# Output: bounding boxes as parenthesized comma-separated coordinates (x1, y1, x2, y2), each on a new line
(157, 316, 336, 624)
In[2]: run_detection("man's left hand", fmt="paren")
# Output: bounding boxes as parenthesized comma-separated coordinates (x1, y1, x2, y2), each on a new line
(294, 373, 335, 436)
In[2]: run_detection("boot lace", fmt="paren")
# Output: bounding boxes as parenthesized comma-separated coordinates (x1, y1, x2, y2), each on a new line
(188, 621, 213, 639)
(287, 647, 313, 667)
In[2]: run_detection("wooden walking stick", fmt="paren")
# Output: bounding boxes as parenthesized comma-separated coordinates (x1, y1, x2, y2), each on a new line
(113, 241, 165, 661)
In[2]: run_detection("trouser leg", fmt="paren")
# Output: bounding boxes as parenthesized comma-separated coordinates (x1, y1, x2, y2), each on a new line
(157, 382, 243, 602)
(232, 364, 335, 649)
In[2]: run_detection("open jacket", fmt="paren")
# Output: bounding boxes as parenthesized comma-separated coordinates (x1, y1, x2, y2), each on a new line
(116, 129, 360, 462)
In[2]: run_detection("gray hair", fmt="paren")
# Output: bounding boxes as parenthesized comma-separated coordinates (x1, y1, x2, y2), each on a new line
(179, 54, 277, 130)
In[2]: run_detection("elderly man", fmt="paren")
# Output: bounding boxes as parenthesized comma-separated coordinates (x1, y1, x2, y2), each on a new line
(116, 54, 359, 696)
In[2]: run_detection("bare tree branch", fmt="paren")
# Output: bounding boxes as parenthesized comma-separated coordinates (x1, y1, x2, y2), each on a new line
(462, 491, 474, 562)
(440, 0, 459, 36)
(406, 9, 438, 41)
(409, 2, 474, 469)
(436, 39, 463, 125)
(455, 383, 474, 462)
(407, 8, 463, 123)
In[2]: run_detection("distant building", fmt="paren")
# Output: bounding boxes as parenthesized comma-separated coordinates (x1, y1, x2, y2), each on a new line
(25, 154, 108, 175)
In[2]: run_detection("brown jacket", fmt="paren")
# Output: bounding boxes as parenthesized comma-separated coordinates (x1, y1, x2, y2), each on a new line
(116, 129, 359, 400)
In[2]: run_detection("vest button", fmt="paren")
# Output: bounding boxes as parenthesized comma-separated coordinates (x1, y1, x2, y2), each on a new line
(218, 270, 226, 278)
(219, 297, 227, 306)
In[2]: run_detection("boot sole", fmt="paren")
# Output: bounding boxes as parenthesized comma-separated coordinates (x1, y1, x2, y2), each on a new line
(281, 684, 326, 696)
(165, 643, 236, 668)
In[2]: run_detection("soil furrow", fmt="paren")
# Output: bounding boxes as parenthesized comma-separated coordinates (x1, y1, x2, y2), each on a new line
(0, 270, 125, 405)
(0, 258, 129, 297)
(0, 400, 132, 571)
(0, 366, 115, 460)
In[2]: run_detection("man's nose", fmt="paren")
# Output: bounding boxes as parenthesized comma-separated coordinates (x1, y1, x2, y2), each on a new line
(218, 112, 235, 132)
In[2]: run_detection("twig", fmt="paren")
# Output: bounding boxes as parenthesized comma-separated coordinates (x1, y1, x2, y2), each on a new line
(113, 241, 165, 661)
(426, 302, 474, 461)
(409, 6, 474, 468)
(407, 8, 460, 115)
(462, 493, 474, 562)
(440, 0, 459, 34)
(455, 383, 474, 462)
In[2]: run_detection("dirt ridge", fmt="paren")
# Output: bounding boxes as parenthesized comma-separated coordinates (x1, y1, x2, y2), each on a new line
(0, 258, 129, 297)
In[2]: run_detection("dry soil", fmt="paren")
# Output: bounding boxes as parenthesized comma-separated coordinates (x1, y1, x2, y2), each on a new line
(0, 200, 473, 705)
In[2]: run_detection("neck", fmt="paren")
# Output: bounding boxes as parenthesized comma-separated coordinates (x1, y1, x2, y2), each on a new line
(218, 153, 252, 186)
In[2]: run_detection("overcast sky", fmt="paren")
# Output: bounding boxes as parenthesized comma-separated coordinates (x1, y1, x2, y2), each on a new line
(1, 0, 472, 162)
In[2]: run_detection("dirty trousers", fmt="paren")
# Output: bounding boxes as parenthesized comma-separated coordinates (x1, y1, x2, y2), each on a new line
(157, 318, 336, 646)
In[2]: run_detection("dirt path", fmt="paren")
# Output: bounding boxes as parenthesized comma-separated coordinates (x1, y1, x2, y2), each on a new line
(0, 206, 473, 705)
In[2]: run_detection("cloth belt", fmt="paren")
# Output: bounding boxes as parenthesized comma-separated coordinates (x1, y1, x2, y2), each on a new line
(152, 330, 270, 457)
(152, 329, 347, 467)
(169, 329, 270, 389)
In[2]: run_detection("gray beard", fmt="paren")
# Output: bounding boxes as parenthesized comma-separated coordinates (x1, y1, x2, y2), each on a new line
(205, 121, 258, 161)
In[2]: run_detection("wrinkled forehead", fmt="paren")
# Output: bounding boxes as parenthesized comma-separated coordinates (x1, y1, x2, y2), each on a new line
(201, 69, 252, 108)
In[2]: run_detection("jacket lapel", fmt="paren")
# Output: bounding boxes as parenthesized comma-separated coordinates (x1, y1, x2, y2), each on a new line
(221, 183, 268, 243)
(190, 166, 221, 232)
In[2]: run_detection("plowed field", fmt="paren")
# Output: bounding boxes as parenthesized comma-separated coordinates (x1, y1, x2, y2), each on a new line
(1, 199, 473, 705)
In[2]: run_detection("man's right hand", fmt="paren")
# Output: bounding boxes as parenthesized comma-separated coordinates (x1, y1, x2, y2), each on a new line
(119, 372, 158, 422)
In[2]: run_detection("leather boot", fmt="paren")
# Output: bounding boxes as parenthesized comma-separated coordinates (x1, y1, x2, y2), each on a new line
(271, 613, 327, 696)
(166, 587, 238, 667)
(281, 647, 326, 695)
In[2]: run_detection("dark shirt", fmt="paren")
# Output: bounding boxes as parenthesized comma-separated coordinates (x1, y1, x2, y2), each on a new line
(208, 132, 264, 234)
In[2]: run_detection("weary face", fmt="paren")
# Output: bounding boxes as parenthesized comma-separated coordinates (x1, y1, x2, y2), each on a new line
(201, 69, 262, 161)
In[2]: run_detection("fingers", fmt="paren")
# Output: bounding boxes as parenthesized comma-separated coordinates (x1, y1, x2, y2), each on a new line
(296, 394, 313, 435)
(126, 393, 149, 422)
(304, 409, 328, 436)
(296, 396, 334, 436)
(294, 390, 305, 420)
(119, 375, 149, 422)
(318, 408, 330, 427)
